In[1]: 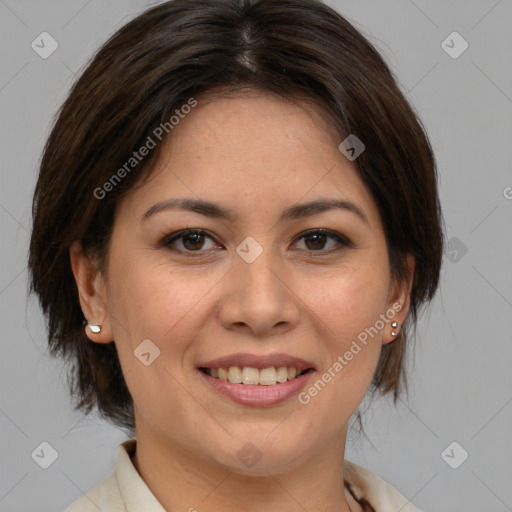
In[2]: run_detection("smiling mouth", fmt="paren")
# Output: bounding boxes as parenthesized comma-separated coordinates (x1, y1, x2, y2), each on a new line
(198, 366, 314, 386)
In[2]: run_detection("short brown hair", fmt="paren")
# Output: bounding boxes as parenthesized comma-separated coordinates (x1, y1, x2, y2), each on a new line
(28, 0, 444, 437)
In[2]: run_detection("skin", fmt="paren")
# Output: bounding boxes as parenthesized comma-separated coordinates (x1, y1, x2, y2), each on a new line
(70, 90, 414, 512)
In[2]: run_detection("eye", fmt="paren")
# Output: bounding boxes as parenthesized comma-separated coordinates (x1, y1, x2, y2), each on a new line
(292, 229, 352, 253)
(161, 228, 352, 256)
(161, 229, 219, 254)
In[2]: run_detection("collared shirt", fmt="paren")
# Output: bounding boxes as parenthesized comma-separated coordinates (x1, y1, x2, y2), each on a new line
(64, 440, 423, 512)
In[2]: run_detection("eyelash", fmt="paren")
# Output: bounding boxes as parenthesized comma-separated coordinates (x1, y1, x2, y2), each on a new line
(160, 228, 352, 256)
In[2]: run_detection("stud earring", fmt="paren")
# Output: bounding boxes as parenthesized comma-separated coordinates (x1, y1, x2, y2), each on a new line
(390, 321, 400, 337)
(88, 324, 102, 334)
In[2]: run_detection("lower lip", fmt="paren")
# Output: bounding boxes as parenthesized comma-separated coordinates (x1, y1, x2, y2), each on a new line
(198, 369, 314, 406)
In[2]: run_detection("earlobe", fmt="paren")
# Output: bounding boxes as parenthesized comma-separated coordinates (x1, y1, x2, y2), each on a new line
(69, 240, 113, 344)
(382, 253, 415, 344)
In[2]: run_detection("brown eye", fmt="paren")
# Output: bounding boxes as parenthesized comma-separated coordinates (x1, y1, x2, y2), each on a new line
(293, 229, 352, 253)
(162, 229, 218, 253)
(161, 228, 351, 256)
(181, 232, 207, 250)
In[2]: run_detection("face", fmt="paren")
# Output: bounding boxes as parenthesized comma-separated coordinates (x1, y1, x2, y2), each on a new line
(72, 91, 412, 474)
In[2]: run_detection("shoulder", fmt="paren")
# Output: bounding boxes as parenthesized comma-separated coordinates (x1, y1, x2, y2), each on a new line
(344, 459, 424, 512)
(63, 439, 165, 512)
(62, 469, 122, 512)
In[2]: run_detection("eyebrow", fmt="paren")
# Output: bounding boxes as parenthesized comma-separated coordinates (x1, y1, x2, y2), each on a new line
(142, 197, 369, 225)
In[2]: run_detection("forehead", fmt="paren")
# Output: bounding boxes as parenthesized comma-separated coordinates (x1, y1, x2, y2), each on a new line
(117, 92, 382, 230)
(167, 90, 342, 162)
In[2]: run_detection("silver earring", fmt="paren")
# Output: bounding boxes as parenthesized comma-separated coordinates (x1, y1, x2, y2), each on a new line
(390, 321, 400, 336)
(88, 324, 102, 334)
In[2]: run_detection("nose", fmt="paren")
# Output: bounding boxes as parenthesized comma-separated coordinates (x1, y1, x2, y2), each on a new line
(217, 245, 301, 338)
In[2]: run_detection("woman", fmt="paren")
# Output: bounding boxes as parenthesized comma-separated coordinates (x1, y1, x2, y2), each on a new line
(28, 0, 444, 510)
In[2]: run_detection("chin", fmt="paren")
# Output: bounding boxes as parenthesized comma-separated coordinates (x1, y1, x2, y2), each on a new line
(206, 432, 310, 476)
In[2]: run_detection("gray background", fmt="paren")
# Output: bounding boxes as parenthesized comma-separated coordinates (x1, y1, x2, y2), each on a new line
(1, 0, 511, 511)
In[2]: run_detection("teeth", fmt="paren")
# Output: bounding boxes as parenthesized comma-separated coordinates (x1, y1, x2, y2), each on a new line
(259, 367, 277, 385)
(242, 367, 260, 385)
(228, 366, 242, 383)
(204, 366, 307, 385)
(276, 366, 288, 383)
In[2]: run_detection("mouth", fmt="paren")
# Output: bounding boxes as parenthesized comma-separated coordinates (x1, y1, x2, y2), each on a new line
(195, 353, 316, 406)
(198, 366, 314, 385)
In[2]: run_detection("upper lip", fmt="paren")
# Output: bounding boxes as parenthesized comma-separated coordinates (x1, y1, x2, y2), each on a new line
(197, 353, 316, 371)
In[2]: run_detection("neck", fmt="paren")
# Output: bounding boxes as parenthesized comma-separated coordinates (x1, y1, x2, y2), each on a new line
(131, 418, 363, 512)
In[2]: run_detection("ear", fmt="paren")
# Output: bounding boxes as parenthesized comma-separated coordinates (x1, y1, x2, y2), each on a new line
(69, 240, 113, 344)
(382, 253, 415, 345)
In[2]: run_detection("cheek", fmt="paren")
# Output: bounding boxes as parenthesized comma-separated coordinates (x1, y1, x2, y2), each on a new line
(104, 255, 216, 425)
(300, 262, 389, 405)
(295, 270, 387, 425)
(306, 264, 389, 344)
(107, 251, 221, 346)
